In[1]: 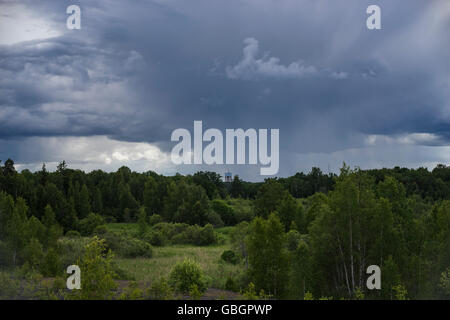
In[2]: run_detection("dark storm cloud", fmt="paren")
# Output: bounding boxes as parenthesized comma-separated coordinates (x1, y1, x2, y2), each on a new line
(1, 0, 449, 178)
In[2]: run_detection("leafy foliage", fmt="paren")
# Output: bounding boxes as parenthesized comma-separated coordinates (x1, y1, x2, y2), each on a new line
(169, 258, 208, 294)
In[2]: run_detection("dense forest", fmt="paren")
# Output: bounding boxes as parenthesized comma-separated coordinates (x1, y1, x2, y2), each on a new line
(0, 158, 449, 300)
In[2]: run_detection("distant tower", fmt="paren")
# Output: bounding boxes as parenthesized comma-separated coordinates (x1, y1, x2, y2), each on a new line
(224, 172, 232, 183)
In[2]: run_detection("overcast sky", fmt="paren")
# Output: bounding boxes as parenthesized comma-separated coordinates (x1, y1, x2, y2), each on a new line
(0, 0, 449, 181)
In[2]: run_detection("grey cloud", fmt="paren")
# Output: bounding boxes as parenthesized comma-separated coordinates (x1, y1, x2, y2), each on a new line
(0, 36, 149, 139)
(1, 0, 450, 180)
(226, 38, 317, 80)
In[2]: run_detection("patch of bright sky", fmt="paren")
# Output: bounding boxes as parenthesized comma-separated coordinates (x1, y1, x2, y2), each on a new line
(0, 3, 62, 45)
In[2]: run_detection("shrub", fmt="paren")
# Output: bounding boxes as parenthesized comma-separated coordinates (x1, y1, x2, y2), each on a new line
(154, 222, 217, 246)
(225, 276, 239, 292)
(69, 236, 117, 300)
(0, 272, 20, 299)
(40, 248, 61, 277)
(153, 222, 189, 240)
(65, 230, 81, 238)
(119, 281, 144, 300)
(149, 214, 163, 226)
(221, 250, 240, 265)
(79, 213, 106, 236)
(189, 284, 203, 300)
(241, 282, 271, 300)
(172, 224, 216, 246)
(207, 211, 224, 228)
(142, 230, 166, 246)
(196, 224, 216, 245)
(101, 231, 153, 258)
(228, 198, 253, 223)
(118, 238, 153, 258)
(22, 238, 44, 269)
(440, 267, 450, 296)
(212, 199, 236, 225)
(169, 258, 208, 294)
(148, 277, 174, 300)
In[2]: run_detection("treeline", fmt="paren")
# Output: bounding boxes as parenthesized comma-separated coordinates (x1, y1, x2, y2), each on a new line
(0, 159, 337, 231)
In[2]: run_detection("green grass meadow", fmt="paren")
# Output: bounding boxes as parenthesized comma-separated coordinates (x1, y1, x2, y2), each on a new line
(106, 224, 244, 289)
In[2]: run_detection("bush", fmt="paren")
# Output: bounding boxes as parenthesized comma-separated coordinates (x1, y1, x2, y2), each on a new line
(79, 213, 106, 236)
(212, 199, 236, 226)
(148, 277, 174, 300)
(225, 276, 239, 292)
(119, 281, 144, 300)
(22, 238, 44, 269)
(0, 272, 20, 299)
(172, 224, 216, 246)
(207, 211, 224, 228)
(153, 222, 217, 246)
(169, 258, 208, 294)
(189, 284, 203, 300)
(142, 230, 166, 246)
(65, 230, 81, 238)
(40, 248, 61, 277)
(101, 231, 153, 258)
(221, 250, 240, 265)
(196, 224, 216, 245)
(69, 236, 117, 300)
(228, 198, 254, 223)
(153, 222, 189, 240)
(149, 214, 163, 226)
(118, 238, 153, 258)
(241, 282, 271, 300)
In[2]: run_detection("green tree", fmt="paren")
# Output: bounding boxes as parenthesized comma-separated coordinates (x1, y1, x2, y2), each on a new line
(72, 236, 117, 300)
(276, 193, 301, 232)
(230, 221, 250, 267)
(6, 198, 28, 265)
(230, 175, 244, 198)
(289, 237, 313, 299)
(119, 183, 139, 222)
(79, 213, 106, 236)
(91, 187, 103, 214)
(0, 192, 15, 239)
(137, 207, 148, 236)
(164, 181, 210, 225)
(22, 238, 44, 269)
(247, 213, 289, 298)
(78, 184, 91, 219)
(143, 176, 160, 215)
(254, 180, 288, 218)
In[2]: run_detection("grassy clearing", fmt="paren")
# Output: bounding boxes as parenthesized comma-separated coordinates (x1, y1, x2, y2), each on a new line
(115, 244, 243, 289)
(101, 223, 244, 289)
